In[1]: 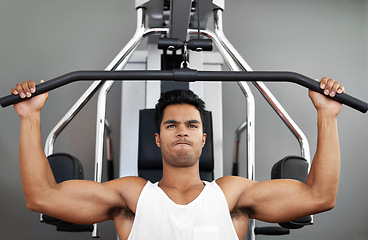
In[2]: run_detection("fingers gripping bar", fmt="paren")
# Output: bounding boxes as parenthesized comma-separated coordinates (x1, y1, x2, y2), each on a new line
(1, 69, 367, 113)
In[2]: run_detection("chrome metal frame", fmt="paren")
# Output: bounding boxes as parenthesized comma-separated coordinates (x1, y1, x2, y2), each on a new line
(213, 9, 311, 162)
(44, 8, 147, 156)
(43, 5, 311, 239)
(43, 7, 152, 238)
(213, 9, 312, 239)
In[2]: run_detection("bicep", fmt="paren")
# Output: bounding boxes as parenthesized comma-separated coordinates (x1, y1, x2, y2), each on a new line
(40, 179, 127, 225)
(239, 179, 321, 223)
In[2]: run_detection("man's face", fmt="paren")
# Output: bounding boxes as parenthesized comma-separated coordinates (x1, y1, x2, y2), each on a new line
(155, 104, 207, 168)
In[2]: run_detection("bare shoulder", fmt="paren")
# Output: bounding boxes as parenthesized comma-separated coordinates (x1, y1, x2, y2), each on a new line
(109, 176, 147, 187)
(105, 176, 148, 213)
(108, 176, 147, 196)
(215, 176, 256, 211)
(216, 175, 255, 191)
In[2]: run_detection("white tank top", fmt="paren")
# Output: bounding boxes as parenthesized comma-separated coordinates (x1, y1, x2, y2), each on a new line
(127, 180, 239, 240)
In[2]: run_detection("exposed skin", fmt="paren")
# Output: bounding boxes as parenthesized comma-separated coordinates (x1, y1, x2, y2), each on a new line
(11, 77, 344, 240)
(154, 104, 207, 197)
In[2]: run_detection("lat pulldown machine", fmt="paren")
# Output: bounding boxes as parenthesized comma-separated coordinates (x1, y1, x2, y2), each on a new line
(1, 1, 367, 239)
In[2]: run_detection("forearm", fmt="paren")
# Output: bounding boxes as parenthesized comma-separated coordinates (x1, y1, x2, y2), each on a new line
(19, 113, 56, 208)
(306, 111, 340, 205)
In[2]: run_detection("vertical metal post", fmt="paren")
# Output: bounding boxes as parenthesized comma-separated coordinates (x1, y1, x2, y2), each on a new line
(44, 7, 147, 157)
(212, 9, 256, 240)
(168, 0, 192, 40)
(92, 7, 147, 238)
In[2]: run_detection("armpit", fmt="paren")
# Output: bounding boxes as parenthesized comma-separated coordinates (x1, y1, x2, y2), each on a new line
(231, 207, 251, 239)
(108, 207, 135, 221)
(231, 207, 252, 220)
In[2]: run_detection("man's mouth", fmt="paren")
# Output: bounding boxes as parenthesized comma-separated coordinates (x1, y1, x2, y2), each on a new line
(173, 139, 192, 146)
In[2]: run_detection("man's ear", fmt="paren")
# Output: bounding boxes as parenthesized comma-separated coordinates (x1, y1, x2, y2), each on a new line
(202, 133, 207, 147)
(155, 133, 161, 148)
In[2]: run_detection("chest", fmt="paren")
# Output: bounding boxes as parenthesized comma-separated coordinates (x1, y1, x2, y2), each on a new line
(160, 187, 204, 205)
(114, 211, 248, 240)
(118, 182, 242, 240)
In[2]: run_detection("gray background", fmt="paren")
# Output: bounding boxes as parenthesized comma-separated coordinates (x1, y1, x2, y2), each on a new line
(0, 0, 367, 239)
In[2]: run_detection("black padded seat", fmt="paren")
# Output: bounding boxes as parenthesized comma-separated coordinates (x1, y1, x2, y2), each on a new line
(271, 155, 313, 229)
(41, 153, 94, 232)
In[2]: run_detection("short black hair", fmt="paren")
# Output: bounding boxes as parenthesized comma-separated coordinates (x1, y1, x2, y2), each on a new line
(154, 89, 206, 133)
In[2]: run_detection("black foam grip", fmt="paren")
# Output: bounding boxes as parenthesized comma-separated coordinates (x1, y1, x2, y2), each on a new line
(0, 70, 173, 107)
(158, 37, 184, 50)
(1, 79, 63, 107)
(187, 39, 213, 51)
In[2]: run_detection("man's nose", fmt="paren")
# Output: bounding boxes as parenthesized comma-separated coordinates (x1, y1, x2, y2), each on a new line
(176, 126, 188, 137)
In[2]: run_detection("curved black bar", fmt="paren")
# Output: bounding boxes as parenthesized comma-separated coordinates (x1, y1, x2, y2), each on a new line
(1, 69, 367, 113)
(197, 71, 368, 113)
(0, 70, 174, 108)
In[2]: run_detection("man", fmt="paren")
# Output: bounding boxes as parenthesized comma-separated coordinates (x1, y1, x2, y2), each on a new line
(11, 77, 344, 239)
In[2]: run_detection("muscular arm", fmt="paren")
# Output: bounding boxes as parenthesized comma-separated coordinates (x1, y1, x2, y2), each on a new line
(14, 81, 145, 225)
(248, 110, 339, 222)
(219, 78, 344, 223)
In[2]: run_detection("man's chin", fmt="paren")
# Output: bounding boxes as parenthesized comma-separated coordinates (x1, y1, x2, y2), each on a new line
(171, 155, 197, 167)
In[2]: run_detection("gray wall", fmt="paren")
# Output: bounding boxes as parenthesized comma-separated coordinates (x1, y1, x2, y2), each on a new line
(0, 1, 135, 239)
(0, 0, 367, 240)
(222, 1, 368, 240)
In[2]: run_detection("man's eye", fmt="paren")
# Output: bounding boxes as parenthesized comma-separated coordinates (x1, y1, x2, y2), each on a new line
(189, 124, 198, 128)
(167, 125, 175, 128)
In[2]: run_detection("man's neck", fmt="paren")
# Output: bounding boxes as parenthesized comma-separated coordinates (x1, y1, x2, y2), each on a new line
(159, 163, 203, 192)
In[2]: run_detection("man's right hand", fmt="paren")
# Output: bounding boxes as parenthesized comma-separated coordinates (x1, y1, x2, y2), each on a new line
(11, 80, 49, 118)
(308, 77, 344, 118)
